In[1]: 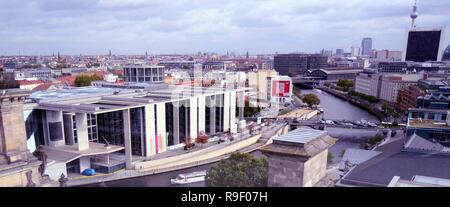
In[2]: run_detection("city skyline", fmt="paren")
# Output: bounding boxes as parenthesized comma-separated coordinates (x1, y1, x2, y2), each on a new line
(1, 0, 450, 55)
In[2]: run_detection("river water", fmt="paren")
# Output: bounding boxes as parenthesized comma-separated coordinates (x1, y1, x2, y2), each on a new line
(300, 89, 379, 123)
(82, 90, 378, 187)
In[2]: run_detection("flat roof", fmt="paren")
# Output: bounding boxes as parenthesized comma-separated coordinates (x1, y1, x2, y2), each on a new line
(339, 138, 450, 187)
(273, 128, 327, 146)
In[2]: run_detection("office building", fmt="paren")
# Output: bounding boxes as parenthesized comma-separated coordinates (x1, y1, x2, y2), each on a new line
(396, 85, 426, 113)
(378, 74, 424, 103)
(351, 46, 360, 57)
(361, 38, 373, 56)
(123, 64, 165, 83)
(24, 84, 246, 178)
(273, 54, 328, 76)
(267, 76, 292, 104)
(373, 50, 402, 61)
(355, 71, 382, 98)
(403, 28, 446, 62)
(247, 70, 278, 103)
(336, 49, 344, 56)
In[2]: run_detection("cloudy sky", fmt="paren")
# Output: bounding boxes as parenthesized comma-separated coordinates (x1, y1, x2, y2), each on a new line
(0, 0, 449, 55)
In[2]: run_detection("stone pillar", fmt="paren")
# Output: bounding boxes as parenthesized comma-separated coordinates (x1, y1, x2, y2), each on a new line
(75, 113, 89, 151)
(122, 109, 133, 169)
(260, 129, 336, 187)
(0, 90, 43, 187)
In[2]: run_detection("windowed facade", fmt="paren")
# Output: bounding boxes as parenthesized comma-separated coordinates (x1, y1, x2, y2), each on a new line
(123, 65, 165, 83)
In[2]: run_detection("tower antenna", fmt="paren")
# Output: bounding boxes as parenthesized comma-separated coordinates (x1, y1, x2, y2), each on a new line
(410, 0, 419, 28)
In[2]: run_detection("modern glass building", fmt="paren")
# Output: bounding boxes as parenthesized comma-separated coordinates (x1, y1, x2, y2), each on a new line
(361, 38, 373, 56)
(24, 84, 247, 178)
(403, 28, 446, 62)
(123, 64, 165, 83)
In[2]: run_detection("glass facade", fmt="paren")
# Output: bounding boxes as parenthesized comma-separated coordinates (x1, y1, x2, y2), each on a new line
(123, 66, 164, 83)
(165, 102, 174, 146)
(405, 30, 442, 62)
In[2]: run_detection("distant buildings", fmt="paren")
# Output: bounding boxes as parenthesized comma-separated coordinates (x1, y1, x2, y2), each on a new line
(396, 85, 425, 113)
(355, 71, 424, 103)
(403, 28, 446, 62)
(305, 68, 363, 81)
(361, 38, 373, 56)
(247, 69, 278, 104)
(350, 46, 360, 57)
(372, 50, 402, 61)
(273, 54, 328, 76)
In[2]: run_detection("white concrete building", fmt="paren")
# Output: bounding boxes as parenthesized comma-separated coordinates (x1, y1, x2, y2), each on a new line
(355, 72, 382, 98)
(24, 84, 247, 178)
(267, 76, 293, 105)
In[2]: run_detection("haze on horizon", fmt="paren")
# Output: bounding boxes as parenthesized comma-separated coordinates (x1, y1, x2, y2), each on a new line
(0, 0, 449, 56)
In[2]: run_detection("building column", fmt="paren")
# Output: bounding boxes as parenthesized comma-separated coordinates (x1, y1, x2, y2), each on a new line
(46, 110, 65, 147)
(75, 113, 89, 151)
(230, 91, 237, 133)
(238, 91, 245, 120)
(223, 92, 230, 132)
(79, 156, 91, 173)
(123, 109, 133, 169)
(144, 105, 156, 157)
(156, 103, 166, 153)
(190, 98, 198, 139)
(209, 96, 216, 135)
(197, 96, 206, 134)
(173, 101, 180, 145)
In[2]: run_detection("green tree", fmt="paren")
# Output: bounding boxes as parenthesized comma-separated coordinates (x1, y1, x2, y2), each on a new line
(337, 79, 355, 91)
(301, 93, 320, 108)
(205, 152, 268, 187)
(74, 74, 102, 87)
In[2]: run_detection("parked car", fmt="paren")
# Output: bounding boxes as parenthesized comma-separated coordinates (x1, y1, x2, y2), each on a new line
(82, 168, 96, 176)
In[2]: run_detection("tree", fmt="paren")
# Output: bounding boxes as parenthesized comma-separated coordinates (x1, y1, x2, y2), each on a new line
(195, 132, 208, 148)
(183, 137, 194, 151)
(205, 152, 268, 187)
(74, 74, 102, 87)
(301, 93, 320, 108)
(337, 79, 355, 91)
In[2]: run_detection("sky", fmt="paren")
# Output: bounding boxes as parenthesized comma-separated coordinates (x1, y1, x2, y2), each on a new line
(0, 0, 449, 55)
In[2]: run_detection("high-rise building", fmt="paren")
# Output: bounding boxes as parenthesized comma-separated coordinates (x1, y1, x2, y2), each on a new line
(361, 38, 373, 56)
(273, 54, 328, 76)
(403, 28, 446, 62)
(336, 49, 344, 56)
(351, 46, 361, 57)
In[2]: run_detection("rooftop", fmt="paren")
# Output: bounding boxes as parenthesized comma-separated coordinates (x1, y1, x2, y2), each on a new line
(408, 118, 450, 129)
(339, 138, 450, 187)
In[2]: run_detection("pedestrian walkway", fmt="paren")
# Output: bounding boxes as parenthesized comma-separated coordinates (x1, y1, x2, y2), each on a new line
(66, 122, 289, 186)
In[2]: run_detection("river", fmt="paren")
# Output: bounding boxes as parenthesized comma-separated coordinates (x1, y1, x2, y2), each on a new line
(300, 89, 379, 123)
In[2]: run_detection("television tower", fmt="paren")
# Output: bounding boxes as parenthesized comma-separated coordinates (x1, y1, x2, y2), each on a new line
(410, 0, 419, 28)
